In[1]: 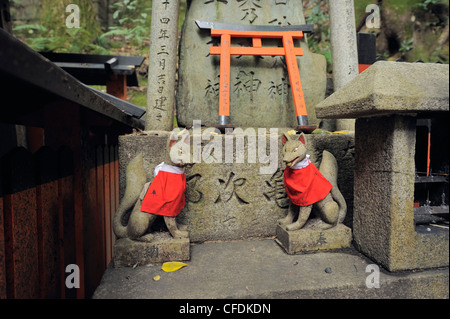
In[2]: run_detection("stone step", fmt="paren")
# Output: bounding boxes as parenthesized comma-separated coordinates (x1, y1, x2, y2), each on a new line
(93, 238, 449, 301)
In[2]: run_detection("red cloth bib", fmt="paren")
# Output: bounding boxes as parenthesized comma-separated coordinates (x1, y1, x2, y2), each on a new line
(141, 168, 186, 217)
(284, 161, 332, 207)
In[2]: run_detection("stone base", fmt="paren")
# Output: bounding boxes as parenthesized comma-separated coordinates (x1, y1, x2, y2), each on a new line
(119, 133, 354, 243)
(276, 224, 352, 254)
(113, 233, 190, 268)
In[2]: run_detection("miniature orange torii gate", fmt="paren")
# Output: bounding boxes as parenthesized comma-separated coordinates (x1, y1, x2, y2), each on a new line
(196, 20, 316, 132)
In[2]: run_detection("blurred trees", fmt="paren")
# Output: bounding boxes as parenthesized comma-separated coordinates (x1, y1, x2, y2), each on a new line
(9, 1, 448, 61)
(11, 0, 186, 54)
(303, 0, 449, 71)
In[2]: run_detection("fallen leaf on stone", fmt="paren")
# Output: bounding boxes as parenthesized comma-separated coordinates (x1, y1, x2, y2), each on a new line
(286, 129, 297, 135)
(153, 275, 160, 281)
(161, 262, 188, 272)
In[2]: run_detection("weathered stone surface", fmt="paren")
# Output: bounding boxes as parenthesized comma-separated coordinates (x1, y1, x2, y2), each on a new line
(94, 239, 450, 299)
(176, 0, 327, 128)
(118, 132, 354, 243)
(317, 60, 449, 271)
(114, 234, 190, 268)
(305, 133, 354, 226)
(118, 131, 172, 198)
(145, 0, 179, 130)
(276, 224, 352, 254)
(329, 0, 359, 91)
(315, 61, 450, 119)
(353, 115, 449, 271)
(328, 0, 359, 131)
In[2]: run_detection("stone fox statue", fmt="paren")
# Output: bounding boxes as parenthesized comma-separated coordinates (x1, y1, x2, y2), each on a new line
(279, 132, 347, 231)
(113, 130, 191, 242)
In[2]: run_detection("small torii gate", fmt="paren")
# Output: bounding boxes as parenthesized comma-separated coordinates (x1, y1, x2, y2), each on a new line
(196, 20, 316, 132)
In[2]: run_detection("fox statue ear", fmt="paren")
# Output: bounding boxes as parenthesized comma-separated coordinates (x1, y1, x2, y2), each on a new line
(169, 132, 177, 148)
(282, 133, 290, 145)
(169, 128, 190, 148)
(298, 133, 306, 145)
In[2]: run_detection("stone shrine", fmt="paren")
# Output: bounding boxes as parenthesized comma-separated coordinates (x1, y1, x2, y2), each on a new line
(118, 130, 354, 244)
(92, 2, 449, 300)
(113, 0, 353, 267)
(316, 61, 449, 271)
(176, 0, 327, 129)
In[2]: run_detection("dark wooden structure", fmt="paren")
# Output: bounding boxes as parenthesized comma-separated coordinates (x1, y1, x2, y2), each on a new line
(39, 52, 145, 101)
(0, 28, 145, 298)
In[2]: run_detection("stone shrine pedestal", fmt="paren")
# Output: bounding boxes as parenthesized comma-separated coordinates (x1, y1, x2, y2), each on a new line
(316, 61, 449, 272)
(276, 224, 352, 254)
(114, 234, 190, 268)
(117, 131, 355, 244)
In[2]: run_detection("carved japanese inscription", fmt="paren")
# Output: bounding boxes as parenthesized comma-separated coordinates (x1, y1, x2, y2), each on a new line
(177, 0, 327, 128)
(146, 0, 180, 130)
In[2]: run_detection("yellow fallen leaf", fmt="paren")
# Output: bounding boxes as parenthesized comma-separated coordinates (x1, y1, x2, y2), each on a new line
(332, 130, 350, 135)
(161, 262, 188, 272)
(153, 275, 160, 281)
(286, 130, 297, 135)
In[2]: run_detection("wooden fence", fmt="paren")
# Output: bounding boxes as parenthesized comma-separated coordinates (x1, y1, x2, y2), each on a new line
(0, 142, 119, 298)
(1, 28, 143, 299)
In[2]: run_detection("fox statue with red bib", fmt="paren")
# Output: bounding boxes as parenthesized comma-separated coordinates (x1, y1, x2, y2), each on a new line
(113, 130, 191, 242)
(279, 132, 347, 231)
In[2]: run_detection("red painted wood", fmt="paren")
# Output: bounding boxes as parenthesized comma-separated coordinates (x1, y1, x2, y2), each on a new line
(2, 148, 39, 298)
(106, 74, 127, 101)
(35, 147, 61, 298)
(0, 165, 6, 299)
(208, 29, 308, 122)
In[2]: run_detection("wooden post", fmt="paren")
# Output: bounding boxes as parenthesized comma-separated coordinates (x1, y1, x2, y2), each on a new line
(103, 145, 112, 265)
(44, 101, 84, 298)
(34, 147, 61, 298)
(95, 145, 106, 269)
(57, 146, 76, 299)
(106, 74, 127, 101)
(283, 33, 308, 126)
(0, 161, 6, 299)
(2, 148, 40, 298)
(219, 34, 231, 127)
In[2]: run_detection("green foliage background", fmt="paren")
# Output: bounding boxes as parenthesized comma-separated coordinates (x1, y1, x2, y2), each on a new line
(12, 0, 187, 54)
(10, 0, 449, 107)
(13, 0, 109, 53)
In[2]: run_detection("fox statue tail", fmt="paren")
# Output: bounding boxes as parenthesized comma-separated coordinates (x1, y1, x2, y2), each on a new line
(318, 150, 347, 224)
(113, 154, 147, 238)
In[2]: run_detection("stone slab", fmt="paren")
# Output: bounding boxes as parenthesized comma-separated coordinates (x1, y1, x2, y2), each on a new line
(113, 234, 190, 268)
(276, 224, 352, 254)
(93, 239, 449, 299)
(315, 61, 449, 119)
(176, 0, 327, 128)
(118, 132, 354, 243)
